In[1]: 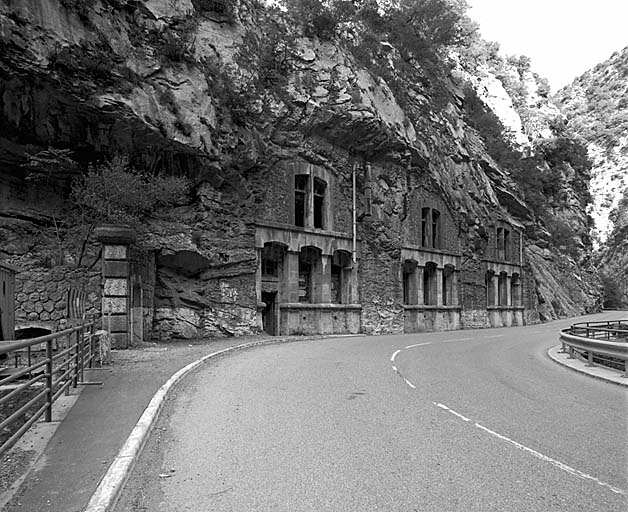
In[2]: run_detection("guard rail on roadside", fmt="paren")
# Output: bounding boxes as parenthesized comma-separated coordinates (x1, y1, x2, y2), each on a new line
(0, 322, 100, 457)
(560, 320, 628, 378)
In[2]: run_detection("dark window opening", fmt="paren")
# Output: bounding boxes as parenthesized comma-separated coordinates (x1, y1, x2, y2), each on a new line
(421, 208, 430, 247)
(298, 262, 311, 302)
(402, 260, 417, 305)
(432, 210, 440, 249)
(313, 178, 326, 229)
(331, 264, 342, 304)
(262, 258, 278, 278)
(424, 262, 437, 305)
(504, 229, 511, 261)
(295, 175, 308, 227)
(486, 270, 495, 306)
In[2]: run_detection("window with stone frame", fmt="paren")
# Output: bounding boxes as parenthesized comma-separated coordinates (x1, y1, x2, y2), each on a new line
(294, 174, 328, 229)
(298, 246, 321, 303)
(511, 273, 522, 307)
(331, 250, 351, 304)
(423, 262, 437, 305)
(313, 177, 326, 229)
(421, 208, 441, 249)
(498, 271, 508, 306)
(442, 264, 455, 305)
(294, 175, 308, 228)
(261, 242, 285, 280)
(486, 270, 496, 306)
(402, 259, 418, 305)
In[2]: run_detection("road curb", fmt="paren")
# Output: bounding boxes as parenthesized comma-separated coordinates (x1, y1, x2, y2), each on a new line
(547, 345, 628, 387)
(83, 334, 349, 512)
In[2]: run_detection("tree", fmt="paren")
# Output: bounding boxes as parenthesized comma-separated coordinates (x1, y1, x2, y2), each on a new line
(70, 156, 190, 265)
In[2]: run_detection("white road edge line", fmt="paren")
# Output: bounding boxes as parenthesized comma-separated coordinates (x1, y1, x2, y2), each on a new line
(486, 334, 505, 338)
(433, 402, 626, 496)
(441, 337, 472, 343)
(404, 342, 433, 349)
(391, 365, 398, 373)
(391, 350, 401, 362)
(404, 379, 416, 389)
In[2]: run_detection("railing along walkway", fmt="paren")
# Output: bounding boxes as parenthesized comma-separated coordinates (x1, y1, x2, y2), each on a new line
(560, 320, 628, 377)
(0, 322, 100, 457)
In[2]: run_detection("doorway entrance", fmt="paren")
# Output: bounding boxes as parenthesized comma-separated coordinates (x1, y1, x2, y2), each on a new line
(262, 291, 278, 335)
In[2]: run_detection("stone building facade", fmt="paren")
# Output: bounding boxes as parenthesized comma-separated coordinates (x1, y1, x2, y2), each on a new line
(255, 162, 361, 335)
(252, 159, 529, 337)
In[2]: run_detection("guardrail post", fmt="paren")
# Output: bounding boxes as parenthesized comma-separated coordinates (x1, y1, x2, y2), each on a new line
(73, 328, 80, 388)
(567, 346, 575, 359)
(585, 351, 595, 367)
(45, 337, 53, 422)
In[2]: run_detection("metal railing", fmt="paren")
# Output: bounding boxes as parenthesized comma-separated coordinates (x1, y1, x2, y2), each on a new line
(560, 320, 628, 377)
(0, 322, 100, 457)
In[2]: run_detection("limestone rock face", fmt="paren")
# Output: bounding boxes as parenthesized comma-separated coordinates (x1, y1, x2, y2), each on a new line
(0, 0, 602, 339)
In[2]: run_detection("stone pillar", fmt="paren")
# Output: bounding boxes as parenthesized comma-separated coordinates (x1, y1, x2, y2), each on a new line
(95, 226, 136, 349)
(417, 267, 425, 305)
(492, 274, 499, 307)
(505, 275, 512, 307)
(436, 268, 443, 306)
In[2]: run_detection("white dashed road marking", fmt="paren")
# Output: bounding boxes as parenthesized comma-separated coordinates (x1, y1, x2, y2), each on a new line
(435, 402, 471, 422)
(389, 341, 626, 497)
(434, 402, 627, 496)
(404, 342, 433, 349)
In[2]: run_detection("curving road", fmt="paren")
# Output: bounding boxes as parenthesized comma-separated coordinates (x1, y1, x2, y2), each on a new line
(116, 313, 628, 512)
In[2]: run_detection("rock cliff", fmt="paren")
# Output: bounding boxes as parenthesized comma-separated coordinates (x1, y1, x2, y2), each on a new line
(554, 47, 628, 307)
(0, 0, 602, 339)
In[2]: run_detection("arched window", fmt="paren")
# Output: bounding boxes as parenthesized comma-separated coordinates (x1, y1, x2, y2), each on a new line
(331, 250, 352, 304)
(299, 246, 322, 303)
(402, 259, 418, 305)
(498, 271, 508, 306)
(423, 262, 437, 305)
(442, 264, 455, 306)
(486, 270, 495, 306)
(511, 273, 522, 307)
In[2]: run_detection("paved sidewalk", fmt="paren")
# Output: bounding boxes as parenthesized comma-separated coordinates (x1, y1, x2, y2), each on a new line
(547, 344, 628, 387)
(0, 335, 304, 512)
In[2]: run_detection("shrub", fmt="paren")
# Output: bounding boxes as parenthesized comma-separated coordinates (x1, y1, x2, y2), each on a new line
(72, 156, 190, 228)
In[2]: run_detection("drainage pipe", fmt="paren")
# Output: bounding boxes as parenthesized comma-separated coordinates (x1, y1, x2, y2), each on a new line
(352, 162, 357, 264)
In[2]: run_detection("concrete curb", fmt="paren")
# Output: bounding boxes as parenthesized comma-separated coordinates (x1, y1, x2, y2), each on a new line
(547, 345, 628, 387)
(83, 334, 351, 512)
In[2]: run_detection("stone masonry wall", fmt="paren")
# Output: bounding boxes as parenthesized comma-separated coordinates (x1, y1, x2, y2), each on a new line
(14, 266, 101, 331)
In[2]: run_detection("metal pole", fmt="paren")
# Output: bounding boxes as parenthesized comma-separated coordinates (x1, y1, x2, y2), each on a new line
(45, 338, 53, 422)
(352, 162, 357, 265)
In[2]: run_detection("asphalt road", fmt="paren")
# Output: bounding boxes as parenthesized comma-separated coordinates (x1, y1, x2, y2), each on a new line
(116, 313, 628, 512)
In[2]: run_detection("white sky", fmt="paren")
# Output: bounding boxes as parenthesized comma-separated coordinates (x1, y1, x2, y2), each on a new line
(466, 0, 628, 92)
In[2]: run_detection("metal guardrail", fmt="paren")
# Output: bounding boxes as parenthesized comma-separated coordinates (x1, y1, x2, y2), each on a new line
(0, 322, 100, 457)
(560, 320, 628, 378)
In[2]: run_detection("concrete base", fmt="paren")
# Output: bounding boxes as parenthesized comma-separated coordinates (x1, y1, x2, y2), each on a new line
(403, 306, 461, 332)
(487, 307, 524, 328)
(279, 303, 361, 335)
